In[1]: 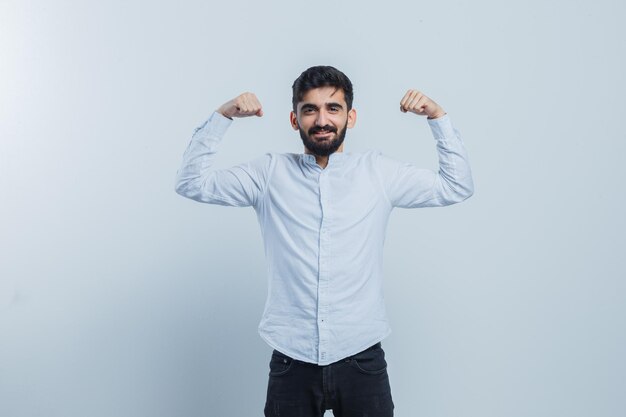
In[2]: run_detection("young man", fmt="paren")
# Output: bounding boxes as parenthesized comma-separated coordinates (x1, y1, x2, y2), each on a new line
(175, 66, 474, 417)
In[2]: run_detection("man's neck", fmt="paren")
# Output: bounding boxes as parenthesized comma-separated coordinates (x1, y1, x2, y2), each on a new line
(305, 146, 344, 169)
(315, 155, 329, 169)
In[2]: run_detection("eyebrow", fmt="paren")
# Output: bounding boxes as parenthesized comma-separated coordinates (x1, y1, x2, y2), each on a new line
(300, 102, 344, 111)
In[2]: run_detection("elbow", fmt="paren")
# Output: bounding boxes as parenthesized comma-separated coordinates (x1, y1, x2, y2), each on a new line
(436, 168, 474, 205)
(455, 179, 474, 203)
(443, 178, 474, 205)
(174, 174, 209, 203)
(460, 179, 474, 201)
(174, 182, 184, 197)
(174, 182, 192, 199)
(174, 174, 191, 198)
(174, 166, 202, 198)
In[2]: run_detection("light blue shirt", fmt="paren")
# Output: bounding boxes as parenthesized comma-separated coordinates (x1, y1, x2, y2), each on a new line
(175, 111, 474, 365)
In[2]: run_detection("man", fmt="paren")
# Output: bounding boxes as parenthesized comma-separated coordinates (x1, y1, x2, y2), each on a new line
(175, 65, 474, 417)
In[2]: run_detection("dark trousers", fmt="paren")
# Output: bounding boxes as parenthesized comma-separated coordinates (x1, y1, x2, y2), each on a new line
(264, 342, 394, 417)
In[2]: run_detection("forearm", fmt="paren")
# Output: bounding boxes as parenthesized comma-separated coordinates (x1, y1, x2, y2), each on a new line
(174, 111, 233, 203)
(427, 114, 474, 204)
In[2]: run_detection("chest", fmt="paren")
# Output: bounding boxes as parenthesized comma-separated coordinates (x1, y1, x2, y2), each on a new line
(263, 162, 388, 228)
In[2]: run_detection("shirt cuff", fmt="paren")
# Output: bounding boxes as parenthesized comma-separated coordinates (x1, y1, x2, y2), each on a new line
(427, 113, 456, 141)
(192, 111, 233, 143)
(207, 111, 233, 135)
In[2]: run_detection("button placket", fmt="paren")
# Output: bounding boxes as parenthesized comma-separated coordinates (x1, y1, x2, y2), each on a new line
(317, 171, 331, 363)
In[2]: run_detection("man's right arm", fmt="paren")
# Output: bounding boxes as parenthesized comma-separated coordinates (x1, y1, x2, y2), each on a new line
(174, 93, 271, 207)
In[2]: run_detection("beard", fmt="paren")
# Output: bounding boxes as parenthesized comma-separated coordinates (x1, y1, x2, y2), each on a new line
(299, 121, 348, 157)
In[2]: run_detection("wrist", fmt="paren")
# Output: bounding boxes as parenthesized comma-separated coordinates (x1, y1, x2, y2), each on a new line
(217, 108, 233, 120)
(427, 111, 446, 120)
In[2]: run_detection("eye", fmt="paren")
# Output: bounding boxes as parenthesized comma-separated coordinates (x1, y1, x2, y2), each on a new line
(329, 106, 339, 112)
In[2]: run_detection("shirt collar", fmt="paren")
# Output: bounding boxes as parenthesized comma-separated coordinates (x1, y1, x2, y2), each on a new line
(300, 152, 348, 168)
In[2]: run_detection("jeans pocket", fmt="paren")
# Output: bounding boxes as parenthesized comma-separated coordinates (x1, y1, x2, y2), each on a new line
(268, 350, 295, 377)
(350, 347, 388, 375)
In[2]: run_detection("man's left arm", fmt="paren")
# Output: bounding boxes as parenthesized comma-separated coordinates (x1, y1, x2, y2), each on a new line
(376, 90, 474, 208)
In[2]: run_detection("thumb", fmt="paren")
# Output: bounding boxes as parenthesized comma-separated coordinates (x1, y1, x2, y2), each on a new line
(256, 109, 264, 117)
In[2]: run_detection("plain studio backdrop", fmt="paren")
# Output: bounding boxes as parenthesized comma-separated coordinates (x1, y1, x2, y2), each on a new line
(1, 1, 625, 416)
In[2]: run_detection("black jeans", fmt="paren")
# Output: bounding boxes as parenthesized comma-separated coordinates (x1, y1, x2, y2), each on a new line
(264, 342, 394, 417)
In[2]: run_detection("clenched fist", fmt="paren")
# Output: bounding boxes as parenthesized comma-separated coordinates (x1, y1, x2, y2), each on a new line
(217, 92, 264, 119)
(400, 90, 446, 119)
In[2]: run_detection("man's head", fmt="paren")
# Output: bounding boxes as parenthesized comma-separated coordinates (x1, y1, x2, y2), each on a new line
(290, 66, 357, 157)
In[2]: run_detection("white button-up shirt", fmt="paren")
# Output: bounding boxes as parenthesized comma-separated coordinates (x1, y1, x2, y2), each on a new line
(175, 111, 474, 365)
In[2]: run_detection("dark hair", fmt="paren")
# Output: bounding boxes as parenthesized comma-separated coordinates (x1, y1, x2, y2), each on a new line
(292, 66, 354, 112)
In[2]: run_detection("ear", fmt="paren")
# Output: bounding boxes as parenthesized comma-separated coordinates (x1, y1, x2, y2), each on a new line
(347, 108, 357, 128)
(289, 111, 299, 130)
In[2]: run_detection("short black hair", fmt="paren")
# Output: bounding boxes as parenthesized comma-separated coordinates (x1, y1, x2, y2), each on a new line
(292, 66, 354, 112)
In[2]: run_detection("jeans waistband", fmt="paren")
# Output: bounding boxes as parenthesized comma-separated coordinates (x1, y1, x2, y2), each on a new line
(272, 341, 382, 364)
(360, 341, 382, 353)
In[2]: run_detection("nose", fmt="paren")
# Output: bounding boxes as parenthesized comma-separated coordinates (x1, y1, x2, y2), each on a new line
(315, 109, 330, 126)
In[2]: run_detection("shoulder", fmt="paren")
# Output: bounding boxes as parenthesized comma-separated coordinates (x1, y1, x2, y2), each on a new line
(345, 149, 380, 162)
(349, 149, 396, 166)
(249, 152, 293, 162)
(268, 152, 301, 165)
(358, 149, 407, 177)
(250, 152, 299, 172)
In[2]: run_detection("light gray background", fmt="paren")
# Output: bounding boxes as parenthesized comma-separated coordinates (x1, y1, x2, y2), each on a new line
(1, 0, 624, 416)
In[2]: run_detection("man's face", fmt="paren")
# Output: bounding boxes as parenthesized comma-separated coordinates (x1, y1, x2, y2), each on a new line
(290, 86, 357, 157)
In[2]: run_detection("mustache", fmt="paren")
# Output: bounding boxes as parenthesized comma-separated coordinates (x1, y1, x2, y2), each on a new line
(309, 125, 337, 135)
